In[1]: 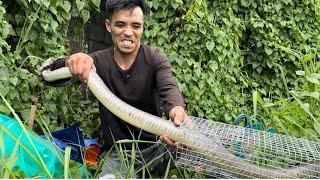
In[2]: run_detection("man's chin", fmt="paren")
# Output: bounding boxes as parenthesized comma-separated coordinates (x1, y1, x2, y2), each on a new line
(119, 47, 136, 54)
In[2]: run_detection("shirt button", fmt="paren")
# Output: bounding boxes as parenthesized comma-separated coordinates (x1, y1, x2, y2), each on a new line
(126, 74, 130, 78)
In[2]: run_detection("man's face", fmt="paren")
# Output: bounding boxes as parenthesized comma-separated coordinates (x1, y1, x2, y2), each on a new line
(106, 7, 144, 55)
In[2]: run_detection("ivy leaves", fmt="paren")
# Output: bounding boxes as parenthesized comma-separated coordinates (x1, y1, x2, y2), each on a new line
(0, 0, 100, 135)
(145, 0, 250, 122)
(144, 0, 320, 125)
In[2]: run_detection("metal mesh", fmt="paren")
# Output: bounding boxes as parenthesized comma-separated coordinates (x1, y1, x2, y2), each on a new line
(175, 116, 320, 178)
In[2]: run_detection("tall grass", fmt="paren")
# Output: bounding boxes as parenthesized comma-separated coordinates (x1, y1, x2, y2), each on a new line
(93, 138, 205, 179)
(1, 91, 201, 178)
(254, 45, 320, 140)
(0, 93, 93, 178)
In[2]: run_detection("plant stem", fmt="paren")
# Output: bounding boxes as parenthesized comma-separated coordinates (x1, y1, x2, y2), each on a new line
(15, 4, 42, 57)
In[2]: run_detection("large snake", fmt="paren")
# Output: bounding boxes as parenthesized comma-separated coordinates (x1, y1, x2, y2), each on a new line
(42, 66, 320, 178)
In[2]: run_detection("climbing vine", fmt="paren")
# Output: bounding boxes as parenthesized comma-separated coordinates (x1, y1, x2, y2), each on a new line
(0, 0, 100, 135)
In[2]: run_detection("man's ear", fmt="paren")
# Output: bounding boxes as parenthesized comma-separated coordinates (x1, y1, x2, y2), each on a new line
(105, 19, 111, 32)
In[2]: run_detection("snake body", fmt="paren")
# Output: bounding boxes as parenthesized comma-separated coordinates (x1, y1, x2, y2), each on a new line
(42, 67, 320, 178)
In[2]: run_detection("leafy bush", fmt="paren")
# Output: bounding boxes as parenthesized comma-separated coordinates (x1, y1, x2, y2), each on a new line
(144, 0, 320, 123)
(0, 0, 100, 135)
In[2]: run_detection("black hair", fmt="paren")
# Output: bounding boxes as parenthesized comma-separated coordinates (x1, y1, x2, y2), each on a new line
(105, 0, 150, 20)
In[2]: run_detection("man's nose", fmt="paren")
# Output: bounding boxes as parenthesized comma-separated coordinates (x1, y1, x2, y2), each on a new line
(123, 27, 134, 36)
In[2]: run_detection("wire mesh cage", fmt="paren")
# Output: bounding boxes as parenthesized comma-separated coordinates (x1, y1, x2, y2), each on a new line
(174, 116, 320, 178)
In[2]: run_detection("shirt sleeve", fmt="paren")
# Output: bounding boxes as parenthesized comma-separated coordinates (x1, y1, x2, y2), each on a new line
(41, 57, 73, 86)
(50, 57, 67, 70)
(153, 49, 185, 115)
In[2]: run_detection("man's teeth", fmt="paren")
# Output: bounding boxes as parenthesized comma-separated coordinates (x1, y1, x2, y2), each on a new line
(122, 39, 133, 46)
(122, 40, 133, 43)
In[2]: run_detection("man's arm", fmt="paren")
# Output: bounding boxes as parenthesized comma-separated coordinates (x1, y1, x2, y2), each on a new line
(153, 49, 188, 147)
(153, 49, 186, 116)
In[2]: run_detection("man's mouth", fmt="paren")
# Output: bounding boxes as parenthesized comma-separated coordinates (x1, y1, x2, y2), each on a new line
(121, 39, 133, 46)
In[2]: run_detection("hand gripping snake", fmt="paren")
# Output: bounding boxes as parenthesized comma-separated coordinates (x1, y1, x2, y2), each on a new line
(41, 66, 320, 178)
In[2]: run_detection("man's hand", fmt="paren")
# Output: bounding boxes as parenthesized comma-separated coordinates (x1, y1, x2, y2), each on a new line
(168, 106, 188, 126)
(160, 106, 188, 148)
(65, 53, 95, 83)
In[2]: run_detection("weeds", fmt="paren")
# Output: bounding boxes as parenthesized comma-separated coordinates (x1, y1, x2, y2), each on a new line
(255, 45, 320, 141)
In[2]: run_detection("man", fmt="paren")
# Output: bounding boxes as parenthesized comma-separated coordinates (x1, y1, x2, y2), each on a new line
(43, 0, 187, 177)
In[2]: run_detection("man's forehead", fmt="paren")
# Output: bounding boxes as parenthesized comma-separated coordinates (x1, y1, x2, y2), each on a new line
(111, 7, 144, 21)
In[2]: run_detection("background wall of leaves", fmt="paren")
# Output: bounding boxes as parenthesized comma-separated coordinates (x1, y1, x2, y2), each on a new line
(0, 0, 319, 138)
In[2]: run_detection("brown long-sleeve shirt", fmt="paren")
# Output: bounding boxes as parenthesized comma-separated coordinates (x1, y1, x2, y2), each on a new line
(48, 44, 185, 150)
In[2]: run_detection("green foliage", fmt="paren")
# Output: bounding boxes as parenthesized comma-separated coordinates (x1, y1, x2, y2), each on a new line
(0, 0, 100, 135)
(255, 46, 320, 140)
(143, 0, 320, 123)
(232, 0, 320, 97)
(144, 0, 250, 123)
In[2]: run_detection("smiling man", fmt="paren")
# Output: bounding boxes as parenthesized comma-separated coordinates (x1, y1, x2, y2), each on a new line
(42, 0, 187, 178)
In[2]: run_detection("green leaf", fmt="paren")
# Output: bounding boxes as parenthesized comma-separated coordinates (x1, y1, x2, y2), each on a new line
(61, 11, 71, 20)
(90, 0, 101, 9)
(15, 14, 25, 24)
(300, 53, 314, 62)
(295, 70, 305, 76)
(313, 121, 320, 136)
(206, 41, 215, 52)
(20, 109, 30, 121)
(0, 67, 9, 81)
(194, 68, 201, 78)
(61, 1, 71, 13)
(41, 0, 51, 8)
(306, 73, 320, 84)
(0, 84, 9, 97)
(302, 92, 320, 100)
(64, 146, 71, 178)
(76, 0, 86, 11)
(51, 19, 58, 31)
(19, 0, 29, 8)
(34, 0, 41, 5)
(82, 9, 90, 23)
(264, 46, 273, 55)
(9, 77, 19, 86)
(0, 104, 10, 114)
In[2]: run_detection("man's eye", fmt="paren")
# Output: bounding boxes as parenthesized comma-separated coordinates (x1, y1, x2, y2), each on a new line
(133, 25, 141, 29)
(116, 24, 125, 28)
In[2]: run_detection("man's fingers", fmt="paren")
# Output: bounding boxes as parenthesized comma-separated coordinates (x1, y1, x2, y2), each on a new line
(77, 58, 84, 77)
(83, 59, 92, 83)
(174, 142, 182, 148)
(71, 58, 78, 75)
(160, 135, 182, 148)
(160, 135, 175, 147)
(65, 57, 73, 74)
(65, 54, 94, 83)
(173, 113, 185, 126)
(169, 106, 187, 126)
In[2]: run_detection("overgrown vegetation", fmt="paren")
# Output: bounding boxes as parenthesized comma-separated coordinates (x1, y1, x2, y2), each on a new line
(144, 0, 320, 123)
(0, 0, 100, 135)
(0, 0, 320, 178)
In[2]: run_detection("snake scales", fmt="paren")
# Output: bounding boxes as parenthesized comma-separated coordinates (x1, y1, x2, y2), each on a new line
(42, 67, 320, 178)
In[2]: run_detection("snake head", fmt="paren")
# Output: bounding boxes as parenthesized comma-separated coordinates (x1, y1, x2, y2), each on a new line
(39, 57, 72, 87)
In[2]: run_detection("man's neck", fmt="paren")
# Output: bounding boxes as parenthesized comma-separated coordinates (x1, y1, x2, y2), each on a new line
(114, 46, 140, 70)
